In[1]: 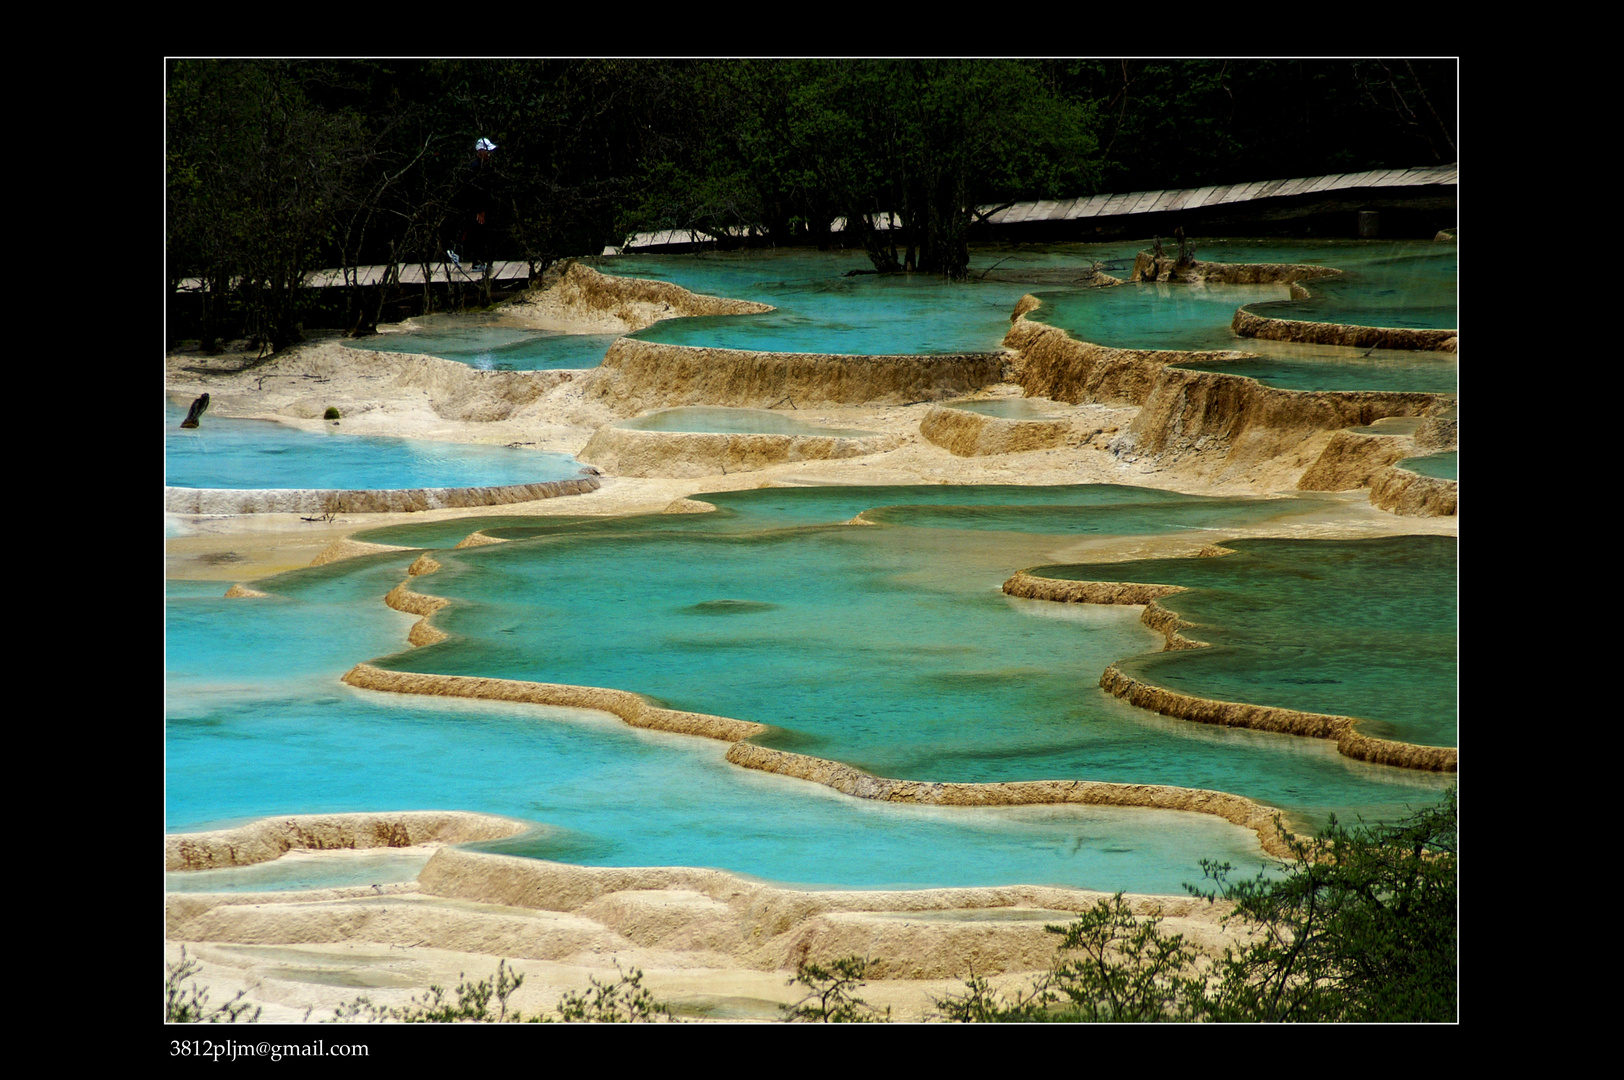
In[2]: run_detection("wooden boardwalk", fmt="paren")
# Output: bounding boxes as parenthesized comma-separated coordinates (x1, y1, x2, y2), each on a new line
(974, 163, 1455, 228)
(623, 163, 1456, 249)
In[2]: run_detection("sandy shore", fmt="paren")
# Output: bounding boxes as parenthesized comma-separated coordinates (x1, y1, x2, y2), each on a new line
(164, 269, 1456, 1022)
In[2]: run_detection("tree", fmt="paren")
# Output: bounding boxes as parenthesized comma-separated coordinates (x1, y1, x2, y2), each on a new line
(621, 60, 1102, 280)
(167, 60, 372, 351)
(933, 789, 1458, 1023)
(1192, 789, 1458, 1022)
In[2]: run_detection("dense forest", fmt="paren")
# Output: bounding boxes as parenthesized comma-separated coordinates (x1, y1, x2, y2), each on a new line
(166, 58, 1457, 350)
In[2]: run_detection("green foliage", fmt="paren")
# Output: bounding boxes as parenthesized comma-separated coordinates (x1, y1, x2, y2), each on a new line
(326, 960, 668, 1023)
(323, 406, 342, 420)
(332, 959, 527, 1023)
(1192, 789, 1458, 1022)
(780, 956, 892, 1023)
(930, 898, 1206, 1023)
(553, 963, 670, 1023)
(1040, 59, 1456, 193)
(933, 790, 1458, 1023)
(931, 970, 1057, 1023)
(1043, 895, 1209, 1021)
(166, 948, 263, 1023)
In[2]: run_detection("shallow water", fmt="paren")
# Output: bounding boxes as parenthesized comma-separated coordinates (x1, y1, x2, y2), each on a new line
(1400, 451, 1458, 481)
(342, 314, 620, 371)
(165, 564, 1288, 893)
(1017, 239, 1457, 393)
(609, 249, 1040, 355)
(1170, 351, 1458, 395)
(942, 398, 1070, 420)
(164, 401, 588, 490)
(166, 241, 1459, 895)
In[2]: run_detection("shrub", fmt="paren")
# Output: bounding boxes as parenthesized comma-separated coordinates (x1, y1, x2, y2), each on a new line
(166, 948, 263, 1023)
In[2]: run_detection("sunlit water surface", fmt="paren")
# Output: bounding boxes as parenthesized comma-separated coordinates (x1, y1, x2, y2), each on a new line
(342, 313, 620, 371)
(164, 401, 588, 490)
(166, 486, 1452, 894)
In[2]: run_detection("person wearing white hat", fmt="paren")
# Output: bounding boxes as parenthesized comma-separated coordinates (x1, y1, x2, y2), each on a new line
(447, 138, 499, 273)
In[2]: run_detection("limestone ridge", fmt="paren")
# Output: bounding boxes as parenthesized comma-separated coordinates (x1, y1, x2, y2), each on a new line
(1129, 253, 1343, 287)
(1297, 429, 1413, 491)
(1297, 430, 1458, 517)
(587, 339, 1009, 417)
(1001, 569, 1457, 773)
(1232, 308, 1457, 352)
(515, 261, 775, 331)
(166, 844, 1242, 980)
(579, 426, 903, 479)
(165, 811, 529, 871)
(1368, 464, 1458, 517)
(1003, 292, 1452, 491)
(723, 742, 1299, 858)
(1004, 309, 1244, 407)
(917, 405, 1071, 457)
(164, 477, 600, 516)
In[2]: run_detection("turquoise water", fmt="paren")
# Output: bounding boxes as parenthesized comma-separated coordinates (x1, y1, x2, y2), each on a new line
(1401, 452, 1458, 481)
(608, 249, 1035, 355)
(1017, 239, 1457, 393)
(333, 241, 1454, 392)
(167, 486, 1453, 893)
(1027, 282, 1287, 353)
(1169, 351, 1458, 395)
(1236, 244, 1457, 332)
(164, 549, 1288, 894)
(166, 242, 1459, 895)
(343, 314, 621, 371)
(1034, 537, 1457, 748)
(165, 401, 589, 490)
(616, 407, 877, 437)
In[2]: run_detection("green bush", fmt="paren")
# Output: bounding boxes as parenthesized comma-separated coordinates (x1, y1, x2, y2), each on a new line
(323, 407, 341, 420)
(932, 789, 1459, 1023)
(780, 956, 891, 1023)
(166, 948, 262, 1023)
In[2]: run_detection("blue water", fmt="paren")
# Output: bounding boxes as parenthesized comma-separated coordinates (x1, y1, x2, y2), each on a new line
(608, 249, 1035, 355)
(165, 401, 589, 490)
(1037, 537, 1458, 748)
(167, 487, 1453, 894)
(164, 565, 1283, 894)
(1016, 239, 1457, 392)
(166, 241, 1459, 895)
(343, 315, 620, 371)
(1401, 451, 1458, 481)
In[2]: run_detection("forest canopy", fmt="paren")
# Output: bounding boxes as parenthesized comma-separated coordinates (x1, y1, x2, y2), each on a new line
(166, 58, 1457, 346)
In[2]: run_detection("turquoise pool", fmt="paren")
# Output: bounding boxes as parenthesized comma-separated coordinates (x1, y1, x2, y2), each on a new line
(165, 401, 589, 490)
(166, 486, 1454, 894)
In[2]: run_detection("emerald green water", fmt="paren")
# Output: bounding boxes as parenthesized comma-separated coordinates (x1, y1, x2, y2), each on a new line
(943, 398, 1069, 420)
(168, 240, 1459, 894)
(1033, 537, 1457, 747)
(167, 487, 1454, 892)
(1169, 351, 1458, 395)
(1401, 452, 1458, 481)
(344, 313, 620, 370)
(333, 241, 1454, 396)
(1018, 239, 1456, 393)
